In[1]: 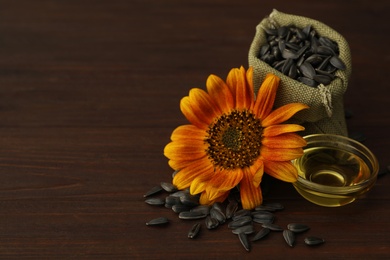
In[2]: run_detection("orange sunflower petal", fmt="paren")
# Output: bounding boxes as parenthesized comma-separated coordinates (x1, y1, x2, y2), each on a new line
(251, 159, 264, 187)
(190, 170, 215, 195)
(264, 160, 298, 182)
(164, 139, 207, 161)
(253, 73, 280, 120)
(171, 124, 206, 141)
(239, 169, 263, 210)
(262, 133, 307, 149)
(180, 96, 209, 129)
(205, 169, 243, 201)
(199, 190, 229, 206)
(189, 88, 221, 123)
(262, 103, 309, 127)
(260, 146, 304, 161)
(206, 74, 234, 113)
(262, 124, 305, 137)
(172, 157, 213, 190)
(226, 67, 253, 109)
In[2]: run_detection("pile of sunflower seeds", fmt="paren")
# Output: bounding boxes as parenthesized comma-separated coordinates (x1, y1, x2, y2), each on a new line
(144, 182, 325, 252)
(258, 24, 346, 87)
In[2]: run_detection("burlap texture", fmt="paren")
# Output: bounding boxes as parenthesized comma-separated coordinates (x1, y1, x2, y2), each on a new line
(248, 9, 352, 136)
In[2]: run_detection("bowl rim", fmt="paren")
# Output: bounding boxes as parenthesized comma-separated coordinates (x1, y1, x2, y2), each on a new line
(293, 134, 379, 194)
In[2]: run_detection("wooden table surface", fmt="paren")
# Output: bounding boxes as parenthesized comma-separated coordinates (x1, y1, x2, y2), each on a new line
(0, 0, 389, 259)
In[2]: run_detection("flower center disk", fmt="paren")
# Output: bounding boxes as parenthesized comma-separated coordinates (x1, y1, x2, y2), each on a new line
(205, 110, 263, 169)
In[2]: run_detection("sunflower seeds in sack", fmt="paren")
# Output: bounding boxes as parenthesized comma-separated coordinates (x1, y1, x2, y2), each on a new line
(188, 223, 201, 239)
(251, 228, 270, 242)
(283, 230, 296, 247)
(146, 217, 169, 226)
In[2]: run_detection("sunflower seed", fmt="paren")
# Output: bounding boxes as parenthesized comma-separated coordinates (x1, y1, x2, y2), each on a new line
(228, 216, 253, 229)
(251, 228, 270, 242)
(179, 211, 207, 220)
(165, 195, 181, 208)
(225, 200, 238, 219)
(255, 202, 284, 212)
(180, 194, 200, 207)
(212, 202, 226, 217)
(205, 216, 219, 229)
(172, 204, 192, 213)
(298, 76, 317, 87)
(146, 217, 169, 226)
(188, 223, 201, 239)
(252, 212, 275, 224)
(330, 55, 346, 70)
(160, 182, 177, 193)
(238, 232, 251, 252)
(143, 186, 163, 198)
(287, 223, 310, 233)
(299, 62, 316, 79)
(145, 197, 165, 206)
(313, 74, 332, 85)
(210, 208, 226, 224)
(304, 236, 325, 246)
(316, 45, 335, 56)
(232, 209, 251, 220)
(283, 230, 296, 247)
(232, 224, 255, 235)
(190, 205, 210, 215)
(261, 223, 283, 231)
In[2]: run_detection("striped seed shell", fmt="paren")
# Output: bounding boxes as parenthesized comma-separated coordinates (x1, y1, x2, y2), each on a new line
(251, 228, 270, 242)
(228, 216, 253, 229)
(190, 205, 210, 215)
(180, 194, 200, 207)
(146, 217, 169, 226)
(304, 236, 325, 246)
(330, 55, 346, 70)
(238, 232, 251, 252)
(179, 211, 207, 220)
(232, 224, 255, 235)
(283, 230, 296, 247)
(143, 186, 163, 198)
(287, 223, 310, 233)
(205, 216, 219, 229)
(261, 223, 283, 231)
(210, 208, 226, 224)
(172, 204, 192, 213)
(299, 61, 316, 79)
(232, 209, 251, 220)
(225, 200, 238, 219)
(145, 197, 165, 206)
(160, 182, 177, 193)
(188, 223, 201, 239)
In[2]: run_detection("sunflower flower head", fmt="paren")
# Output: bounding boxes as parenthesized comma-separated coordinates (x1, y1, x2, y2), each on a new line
(164, 66, 309, 209)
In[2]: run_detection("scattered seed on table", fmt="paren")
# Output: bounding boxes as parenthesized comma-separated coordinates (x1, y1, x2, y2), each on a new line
(172, 204, 192, 213)
(143, 186, 163, 198)
(226, 200, 239, 219)
(144, 197, 165, 206)
(262, 223, 283, 231)
(179, 211, 207, 220)
(304, 236, 325, 246)
(232, 225, 255, 235)
(283, 230, 296, 247)
(146, 217, 169, 226)
(188, 223, 201, 239)
(205, 216, 219, 229)
(251, 228, 270, 242)
(160, 182, 177, 193)
(228, 216, 253, 229)
(287, 223, 310, 233)
(210, 208, 226, 224)
(238, 232, 251, 252)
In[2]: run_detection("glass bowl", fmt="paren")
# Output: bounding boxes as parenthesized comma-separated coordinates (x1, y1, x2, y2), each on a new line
(292, 134, 379, 207)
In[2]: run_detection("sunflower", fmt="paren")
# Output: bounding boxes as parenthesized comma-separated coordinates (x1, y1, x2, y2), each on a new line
(164, 66, 309, 209)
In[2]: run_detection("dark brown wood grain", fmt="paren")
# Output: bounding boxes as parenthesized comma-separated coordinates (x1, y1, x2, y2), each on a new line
(0, 0, 389, 258)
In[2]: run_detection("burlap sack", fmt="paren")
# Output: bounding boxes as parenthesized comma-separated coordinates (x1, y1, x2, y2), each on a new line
(248, 9, 352, 136)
